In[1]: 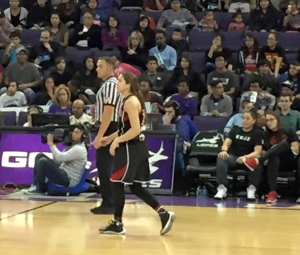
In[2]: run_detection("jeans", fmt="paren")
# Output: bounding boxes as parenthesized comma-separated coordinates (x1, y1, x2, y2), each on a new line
(216, 154, 263, 188)
(34, 153, 70, 193)
(204, 62, 216, 75)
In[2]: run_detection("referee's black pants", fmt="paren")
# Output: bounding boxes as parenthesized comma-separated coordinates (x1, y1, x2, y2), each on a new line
(96, 122, 118, 208)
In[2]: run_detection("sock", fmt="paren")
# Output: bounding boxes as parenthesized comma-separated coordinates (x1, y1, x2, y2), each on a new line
(155, 205, 166, 214)
(114, 216, 122, 223)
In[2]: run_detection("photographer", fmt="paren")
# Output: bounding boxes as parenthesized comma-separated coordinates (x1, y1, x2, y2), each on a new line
(26, 125, 88, 195)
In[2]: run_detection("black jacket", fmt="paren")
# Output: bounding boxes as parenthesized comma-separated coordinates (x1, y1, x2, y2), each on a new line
(57, 4, 81, 26)
(73, 68, 101, 93)
(136, 27, 156, 50)
(69, 25, 102, 49)
(26, 3, 53, 28)
(249, 8, 280, 31)
(121, 47, 148, 70)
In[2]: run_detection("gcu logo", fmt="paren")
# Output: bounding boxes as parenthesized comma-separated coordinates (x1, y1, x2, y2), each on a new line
(1, 151, 92, 169)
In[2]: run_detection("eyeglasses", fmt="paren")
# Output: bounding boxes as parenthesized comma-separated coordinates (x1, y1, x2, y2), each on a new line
(265, 118, 276, 122)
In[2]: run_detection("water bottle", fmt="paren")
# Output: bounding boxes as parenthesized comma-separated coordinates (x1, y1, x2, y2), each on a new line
(202, 186, 207, 197)
(196, 186, 202, 197)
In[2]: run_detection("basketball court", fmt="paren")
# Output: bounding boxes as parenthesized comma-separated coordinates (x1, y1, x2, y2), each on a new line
(1, 193, 300, 255)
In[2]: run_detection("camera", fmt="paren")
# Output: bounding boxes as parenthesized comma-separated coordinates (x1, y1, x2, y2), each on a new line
(41, 128, 72, 145)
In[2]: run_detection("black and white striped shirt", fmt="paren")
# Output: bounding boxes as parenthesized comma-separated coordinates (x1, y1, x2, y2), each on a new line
(95, 76, 122, 122)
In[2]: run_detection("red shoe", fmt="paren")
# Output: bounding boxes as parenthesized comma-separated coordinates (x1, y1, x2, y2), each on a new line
(266, 191, 278, 203)
(243, 158, 258, 171)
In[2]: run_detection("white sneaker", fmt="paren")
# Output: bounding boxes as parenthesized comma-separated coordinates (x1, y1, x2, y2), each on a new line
(214, 185, 227, 200)
(247, 185, 256, 201)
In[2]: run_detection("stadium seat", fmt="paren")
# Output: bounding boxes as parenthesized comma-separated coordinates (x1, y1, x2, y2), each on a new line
(220, 13, 232, 31)
(193, 116, 229, 132)
(21, 29, 41, 48)
(286, 53, 297, 65)
(0, 0, 9, 10)
(3, 112, 17, 126)
(144, 11, 162, 23)
(189, 30, 216, 52)
(182, 52, 205, 73)
(65, 47, 91, 64)
(220, 31, 245, 52)
(251, 32, 268, 48)
(278, 32, 300, 53)
(47, 169, 90, 196)
(18, 112, 28, 126)
(91, 49, 121, 60)
(114, 10, 140, 27)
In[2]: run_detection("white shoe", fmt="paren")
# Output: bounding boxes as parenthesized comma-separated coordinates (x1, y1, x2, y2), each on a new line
(247, 185, 256, 201)
(214, 185, 227, 200)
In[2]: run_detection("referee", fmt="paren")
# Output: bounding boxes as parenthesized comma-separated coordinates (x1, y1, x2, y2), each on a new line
(91, 57, 121, 214)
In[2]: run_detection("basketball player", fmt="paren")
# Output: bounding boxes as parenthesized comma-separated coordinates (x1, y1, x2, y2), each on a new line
(98, 72, 175, 235)
(91, 57, 122, 214)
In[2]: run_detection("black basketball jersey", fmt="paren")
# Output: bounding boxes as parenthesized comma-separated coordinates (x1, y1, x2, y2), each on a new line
(118, 95, 146, 136)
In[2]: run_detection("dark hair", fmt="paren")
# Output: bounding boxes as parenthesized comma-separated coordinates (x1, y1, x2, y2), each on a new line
(256, 59, 269, 68)
(41, 29, 51, 36)
(68, 79, 81, 89)
(210, 80, 222, 88)
(173, 28, 182, 34)
(289, 0, 298, 4)
(243, 108, 258, 122)
(243, 32, 259, 59)
(264, 111, 286, 144)
(139, 78, 153, 88)
(164, 100, 180, 116)
(179, 55, 192, 73)
(82, 10, 94, 18)
(258, 0, 277, 10)
(268, 32, 279, 42)
(291, 61, 300, 66)
(87, 0, 99, 7)
(121, 72, 146, 112)
(249, 76, 262, 87)
(59, 0, 77, 16)
(7, 81, 19, 88)
(214, 52, 227, 62)
(55, 56, 66, 65)
(98, 56, 115, 67)
(280, 92, 293, 102)
(177, 77, 189, 86)
(137, 15, 150, 28)
(155, 29, 166, 38)
(204, 10, 213, 16)
(84, 56, 96, 71)
(147, 56, 158, 64)
(213, 34, 225, 47)
(9, 30, 21, 39)
(232, 11, 242, 21)
(106, 14, 120, 29)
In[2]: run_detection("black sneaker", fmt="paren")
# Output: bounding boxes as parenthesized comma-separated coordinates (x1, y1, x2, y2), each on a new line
(99, 220, 126, 235)
(159, 211, 175, 235)
(90, 206, 114, 215)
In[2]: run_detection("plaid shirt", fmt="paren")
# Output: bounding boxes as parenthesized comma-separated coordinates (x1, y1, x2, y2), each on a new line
(0, 20, 15, 45)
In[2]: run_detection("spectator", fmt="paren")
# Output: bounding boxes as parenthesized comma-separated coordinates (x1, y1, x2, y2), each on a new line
(0, 10, 15, 50)
(140, 13, 156, 30)
(280, 62, 300, 96)
(23, 106, 42, 127)
(241, 77, 276, 111)
(200, 0, 225, 11)
(278, 92, 300, 133)
(225, 0, 256, 13)
(21, 0, 36, 11)
(0, 81, 27, 107)
(163, 100, 196, 170)
(31, 76, 54, 105)
(70, 99, 93, 125)
(101, 14, 127, 51)
(4, 0, 28, 29)
(140, 79, 164, 113)
(67, 79, 91, 105)
(97, 0, 120, 17)
(214, 110, 264, 200)
(149, 30, 177, 71)
(46, 12, 69, 48)
(48, 84, 72, 114)
(5, 47, 41, 102)
(242, 59, 280, 96)
(0, 64, 3, 85)
(157, 0, 198, 31)
(228, 11, 245, 31)
(167, 55, 205, 97)
(26, 0, 53, 29)
(50, 57, 73, 86)
(81, 0, 105, 26)
(73, 56, 101, 94)
(69, 11, 102, 50)
(280, 80, 300, 112)
(249, 0, 279, 32)
(121, 31, 148, 71)
(134, 16, 155, 50)
(205, 34, 233, 74)
(199, 10, 218, 32)
(259, 32, 287, 77)
(244, 111, 299, 203)
(120, 0, 143, 8)
(283, 0, 300, 31)
(1, 30, 24, 66)
(237, 33, 259, 74)
(223, 101, 254, 135)
(169, 78, 198, 117)
(167, 28, 189, 58)
(200, 80, 233, 117)
(111, 55, 141, 78)
(29, 29, 63, 72)
(139, 56, 169, 95)
(57, 0, 81, 28)
(144, 0, 166, 12)
(207, 53, 238, 96)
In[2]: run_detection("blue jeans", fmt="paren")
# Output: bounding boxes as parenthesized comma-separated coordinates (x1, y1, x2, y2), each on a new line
(34, 153, 70, 192)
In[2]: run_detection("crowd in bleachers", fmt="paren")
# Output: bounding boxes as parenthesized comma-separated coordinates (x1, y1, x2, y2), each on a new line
(1, 0, 300, 201)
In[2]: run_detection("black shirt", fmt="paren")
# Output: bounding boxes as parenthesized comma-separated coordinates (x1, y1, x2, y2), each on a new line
(292, 97, 300, 112)
(205, 47, 233, 66)
(259, 45, 287, 73)
(228, 126, 264, 157)
(10, 11, 21, 27)
(50, 70, 73, 86)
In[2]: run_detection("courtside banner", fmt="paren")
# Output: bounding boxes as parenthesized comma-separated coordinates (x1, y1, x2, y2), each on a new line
(0, 133, 176, 194)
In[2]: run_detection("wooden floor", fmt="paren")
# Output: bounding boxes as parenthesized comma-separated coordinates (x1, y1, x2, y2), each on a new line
(1, 200, 300, 255)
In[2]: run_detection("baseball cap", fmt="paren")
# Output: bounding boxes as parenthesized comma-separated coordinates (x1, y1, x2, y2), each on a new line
(281, 80, 296, 92)
(15, 46, 27, 54)
(0, 10, 5, 18)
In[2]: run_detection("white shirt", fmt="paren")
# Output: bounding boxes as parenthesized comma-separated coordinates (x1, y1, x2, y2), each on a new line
(69, 113, 93, 125)
(0, 92, 27, 108)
